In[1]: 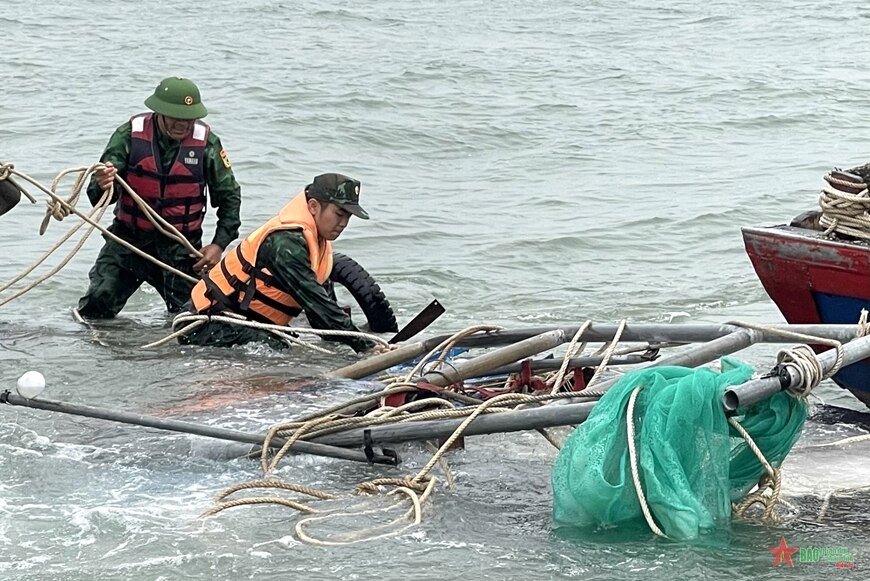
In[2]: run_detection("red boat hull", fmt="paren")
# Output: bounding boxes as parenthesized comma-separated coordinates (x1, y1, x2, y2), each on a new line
(743, 224, 870, 407)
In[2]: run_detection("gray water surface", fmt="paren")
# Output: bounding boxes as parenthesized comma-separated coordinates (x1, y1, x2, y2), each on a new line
(2, 0, 869, 579)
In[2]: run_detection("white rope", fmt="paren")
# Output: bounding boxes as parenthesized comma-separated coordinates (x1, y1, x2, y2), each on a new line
(625, 385, 667, 538)
(808, 433, 870, 449)
(817, 484, 870, 522)
(548, 320, 591, 394)
(728, 416, 794, 523)
(728, 417, 776, 480)
(858, 308, 869, 338)
(402, 325, 503, 382)
(776, 345, 826, 398)
(584, 319, 627, 390)
(727, 320, 845, 397)
(0, 161, 37, 203)
(9, 165, 200, 282)
(142, 312, 388, 351)
(818, 171, 870, 240)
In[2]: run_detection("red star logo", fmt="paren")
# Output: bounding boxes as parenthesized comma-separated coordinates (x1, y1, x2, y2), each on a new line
(769, 537, 799, 567)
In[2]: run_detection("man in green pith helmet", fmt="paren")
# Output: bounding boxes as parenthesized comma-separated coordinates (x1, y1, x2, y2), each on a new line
(76, 76, 242, 318)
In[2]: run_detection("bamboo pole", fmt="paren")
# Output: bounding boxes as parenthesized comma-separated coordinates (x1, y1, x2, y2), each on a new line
(325, 341, 428, 380)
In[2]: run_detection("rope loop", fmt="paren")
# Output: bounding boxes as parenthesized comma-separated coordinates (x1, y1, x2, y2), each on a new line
(44, 197, 72, 222)
(776, 344, 826, 398)
(728, 416, 794, 524)
(733, 469, 784, 524)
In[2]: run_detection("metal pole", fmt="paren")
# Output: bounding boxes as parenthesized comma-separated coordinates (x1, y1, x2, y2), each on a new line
(579, 328, 760, 394)
(325, 342, 428, 380)
(0, 391, 395, 465)
(314, 330, 762, 447)
(311, 401, 598, 447)
(420, 330, 568, 387)
(312, 331, 870, 448)
(443, 323, 861, 347)
(723, 334, 870, 411)
(481, 354, 651, 377)
(327, 323, 863, 380)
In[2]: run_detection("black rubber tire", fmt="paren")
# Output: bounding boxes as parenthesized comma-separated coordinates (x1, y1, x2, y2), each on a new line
(328, 252, 398, 333)
(0, 179, 22, 217)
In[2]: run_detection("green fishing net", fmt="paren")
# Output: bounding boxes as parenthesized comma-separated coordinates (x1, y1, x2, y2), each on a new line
(551, 357, 807, 540)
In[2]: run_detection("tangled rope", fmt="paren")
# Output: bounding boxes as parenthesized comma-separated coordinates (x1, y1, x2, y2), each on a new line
(0, 161, 206, 310)
(0, 163, 112, 307)
(144, 311, 390, 353)
(728, 417, 797, 523)
(720, 320, 868, 525)
(202, 325, 605, 545)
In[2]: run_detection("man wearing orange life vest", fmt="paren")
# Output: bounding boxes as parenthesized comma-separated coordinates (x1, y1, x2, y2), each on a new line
(76, 77, 242, 318)
(179, 173, 378, 353)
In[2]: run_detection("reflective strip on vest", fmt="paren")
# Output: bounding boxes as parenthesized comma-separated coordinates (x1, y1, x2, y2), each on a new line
(118, 113, 209, 234)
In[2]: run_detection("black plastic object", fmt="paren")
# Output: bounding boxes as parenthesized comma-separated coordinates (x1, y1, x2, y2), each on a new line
(0, 179, 21, 217)
(389, 299, 445, 344)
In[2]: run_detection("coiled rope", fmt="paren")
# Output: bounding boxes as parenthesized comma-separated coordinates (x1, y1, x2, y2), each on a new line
(0, 163, 111, 307)
(818, 169, 870, 240)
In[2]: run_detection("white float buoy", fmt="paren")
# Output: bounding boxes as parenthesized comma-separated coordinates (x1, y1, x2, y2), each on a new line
(16, 371, 46, 399)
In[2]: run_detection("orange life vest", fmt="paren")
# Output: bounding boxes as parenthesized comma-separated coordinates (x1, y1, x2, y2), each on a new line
(118, 113, 209, 234)
(190, 193, 333, 325)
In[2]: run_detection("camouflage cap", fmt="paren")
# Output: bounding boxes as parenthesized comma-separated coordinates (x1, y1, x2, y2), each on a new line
(306, 173, 369, 220)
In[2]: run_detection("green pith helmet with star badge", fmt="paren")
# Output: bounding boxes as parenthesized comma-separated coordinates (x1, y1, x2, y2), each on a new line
(144, 77, 208, 120)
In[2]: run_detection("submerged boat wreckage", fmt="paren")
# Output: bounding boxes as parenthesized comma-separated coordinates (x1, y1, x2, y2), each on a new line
(3, 161, 870, 544)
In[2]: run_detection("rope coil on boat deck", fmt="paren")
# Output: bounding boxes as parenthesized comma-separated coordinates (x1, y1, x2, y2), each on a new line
(818, 170, 870, 240)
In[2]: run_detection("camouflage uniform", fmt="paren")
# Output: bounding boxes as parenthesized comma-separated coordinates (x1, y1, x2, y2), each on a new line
(77, 79, 241, 318)
(180, 230, 375, 352)
(180, 173, 375, 353)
